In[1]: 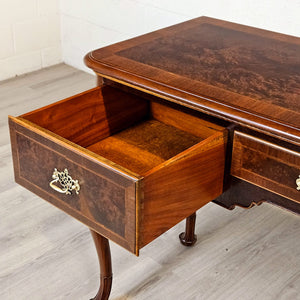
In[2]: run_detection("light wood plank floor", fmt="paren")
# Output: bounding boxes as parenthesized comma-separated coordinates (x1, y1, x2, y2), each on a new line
(1, 64, 300, 300)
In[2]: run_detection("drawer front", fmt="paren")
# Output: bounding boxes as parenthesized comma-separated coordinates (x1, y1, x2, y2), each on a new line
(9, 118, 138, 254)
(231, 131, 300, 203)
(10, 85, 228, 254)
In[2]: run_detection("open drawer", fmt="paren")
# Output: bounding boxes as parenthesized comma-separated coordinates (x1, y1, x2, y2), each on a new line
(9, 85, 227, 255)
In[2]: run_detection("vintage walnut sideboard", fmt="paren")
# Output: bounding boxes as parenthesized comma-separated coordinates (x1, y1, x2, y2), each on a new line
(9, 17, 300, 299)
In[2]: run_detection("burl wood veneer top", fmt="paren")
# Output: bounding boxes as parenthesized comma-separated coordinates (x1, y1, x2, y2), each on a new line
(85, 17, 300, 146)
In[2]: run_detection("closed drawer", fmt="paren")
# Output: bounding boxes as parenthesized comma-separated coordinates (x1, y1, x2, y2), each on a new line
(231, 131, 300, 203)
(9, 85, 227, 255)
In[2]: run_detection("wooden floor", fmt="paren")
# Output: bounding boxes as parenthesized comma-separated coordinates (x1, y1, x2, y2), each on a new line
(1, 64, 300, 300)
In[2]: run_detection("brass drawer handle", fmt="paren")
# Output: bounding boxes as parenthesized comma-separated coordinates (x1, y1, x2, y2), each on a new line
(297, 175, 300, 191)
(50, 168, 80, 195)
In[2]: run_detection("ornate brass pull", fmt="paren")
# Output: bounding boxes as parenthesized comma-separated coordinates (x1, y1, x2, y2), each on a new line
(50, 168, 80, 195)
(297, 175, 300, 191)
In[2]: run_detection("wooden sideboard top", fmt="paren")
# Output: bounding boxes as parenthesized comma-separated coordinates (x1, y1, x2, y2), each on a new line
(85, 16, 300, 146)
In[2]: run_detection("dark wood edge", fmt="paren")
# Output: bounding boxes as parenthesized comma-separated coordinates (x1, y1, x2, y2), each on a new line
(214, 177, 300, 215)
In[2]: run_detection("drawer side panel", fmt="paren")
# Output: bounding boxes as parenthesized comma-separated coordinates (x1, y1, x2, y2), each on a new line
(141, 130, 227, 247)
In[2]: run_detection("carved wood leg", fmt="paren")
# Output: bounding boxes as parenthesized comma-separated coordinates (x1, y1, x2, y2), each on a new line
(90, 230, 113, 300)
(179, 212, 197, 246)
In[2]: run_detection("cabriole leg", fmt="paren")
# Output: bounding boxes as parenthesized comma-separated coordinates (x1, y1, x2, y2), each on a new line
(179, 212, 197, 246)
(90, 230, 113, 300)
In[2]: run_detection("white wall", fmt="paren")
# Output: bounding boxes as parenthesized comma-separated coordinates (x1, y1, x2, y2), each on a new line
(60, 0, 300, 74)
(0, 0, 62, 81)
(1, 1, 299, 81)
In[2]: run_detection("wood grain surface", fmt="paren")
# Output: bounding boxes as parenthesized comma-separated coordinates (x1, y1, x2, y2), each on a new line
(231, 131, 300, 203)
(85, 16, 300, 146)
(2, 64, 300, 300)
(88, 119, 202, 175)
(22, 85, 149, 148)
(141, 130, 227, 247)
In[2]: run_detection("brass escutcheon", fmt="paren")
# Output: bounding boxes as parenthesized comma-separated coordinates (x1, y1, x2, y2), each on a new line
(296, 175, 300, 191)
(50, 168, 80, 195)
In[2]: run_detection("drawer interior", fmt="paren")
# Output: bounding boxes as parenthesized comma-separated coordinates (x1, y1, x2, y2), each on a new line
(21, 85, 224, 176)
(87, 119, 201, 175)
(13, 84, 227, 253)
